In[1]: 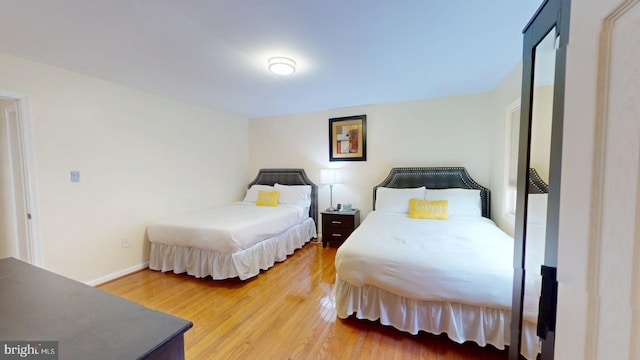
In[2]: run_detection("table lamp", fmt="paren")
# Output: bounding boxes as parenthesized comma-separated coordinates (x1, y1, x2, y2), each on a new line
(320, 169, 341, 211)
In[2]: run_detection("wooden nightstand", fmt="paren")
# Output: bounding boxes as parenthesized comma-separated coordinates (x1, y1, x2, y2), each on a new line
(321, 209, 361, 248)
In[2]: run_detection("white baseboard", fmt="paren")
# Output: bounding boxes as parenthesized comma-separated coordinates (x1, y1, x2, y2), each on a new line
(85, 262, 148, 287)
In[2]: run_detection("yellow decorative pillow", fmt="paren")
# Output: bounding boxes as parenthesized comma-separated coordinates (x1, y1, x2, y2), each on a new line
(409, 199, 448, 220)
(256, 190, 280, 206)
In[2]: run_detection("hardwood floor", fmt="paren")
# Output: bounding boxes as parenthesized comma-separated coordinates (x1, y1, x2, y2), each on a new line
(98, 242, 508, 359)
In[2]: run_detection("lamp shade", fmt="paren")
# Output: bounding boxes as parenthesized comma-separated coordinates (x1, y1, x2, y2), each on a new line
(320, 169, 340, 185)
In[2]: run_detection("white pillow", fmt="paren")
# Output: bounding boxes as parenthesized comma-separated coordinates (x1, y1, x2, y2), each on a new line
(274, 183, 312, 207)
(425, 188, 482, 217)
(243, 185, 275, 203)
(375, 187, 426, 213)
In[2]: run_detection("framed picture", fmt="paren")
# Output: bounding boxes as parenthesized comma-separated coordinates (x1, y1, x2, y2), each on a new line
(329, 115, 367, 161)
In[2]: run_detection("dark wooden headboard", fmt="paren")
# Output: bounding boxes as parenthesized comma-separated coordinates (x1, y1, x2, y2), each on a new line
(373, 167, 491, 218)
(247, 168, 318, 232)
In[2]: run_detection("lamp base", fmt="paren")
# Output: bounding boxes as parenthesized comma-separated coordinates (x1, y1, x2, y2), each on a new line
(325, 206, 337, 212)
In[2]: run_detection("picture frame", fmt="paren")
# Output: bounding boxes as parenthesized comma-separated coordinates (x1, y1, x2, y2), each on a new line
(329, 115, 367, 161)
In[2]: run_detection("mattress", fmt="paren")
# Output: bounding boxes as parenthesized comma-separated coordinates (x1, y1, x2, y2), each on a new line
(148, 201, 308, 254)
(334, 210, 543, 359)
(335, 211, 515, 310)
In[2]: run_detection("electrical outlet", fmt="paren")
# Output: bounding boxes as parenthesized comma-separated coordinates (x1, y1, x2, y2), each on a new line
(121, 238, 131, 248)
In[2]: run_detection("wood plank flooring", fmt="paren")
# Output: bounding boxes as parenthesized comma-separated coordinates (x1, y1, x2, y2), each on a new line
(98, 242, 508, 360)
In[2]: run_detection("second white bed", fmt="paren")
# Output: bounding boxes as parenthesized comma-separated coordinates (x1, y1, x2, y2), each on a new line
(335, 210, 541, 359)
(336, 211, 514, 308)
(148, 168, 319, 281)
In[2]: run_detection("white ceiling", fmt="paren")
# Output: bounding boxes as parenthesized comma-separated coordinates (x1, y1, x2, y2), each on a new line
(0, 1, 541, 118)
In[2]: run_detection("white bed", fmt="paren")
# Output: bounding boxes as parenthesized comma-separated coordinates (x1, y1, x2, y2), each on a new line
(148, 168, 318, 280)
(334, 167, 542, 360)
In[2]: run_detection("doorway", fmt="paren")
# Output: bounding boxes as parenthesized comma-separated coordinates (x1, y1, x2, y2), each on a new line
(0, 93, 40, 265)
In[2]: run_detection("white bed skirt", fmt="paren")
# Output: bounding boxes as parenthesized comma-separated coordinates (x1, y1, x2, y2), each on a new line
(334, 275, 540, 360)
(149, 218, 316, 280)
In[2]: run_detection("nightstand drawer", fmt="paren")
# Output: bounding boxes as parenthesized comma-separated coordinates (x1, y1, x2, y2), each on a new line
(323, 228, 353, 242)
(322, 214, 355, 229)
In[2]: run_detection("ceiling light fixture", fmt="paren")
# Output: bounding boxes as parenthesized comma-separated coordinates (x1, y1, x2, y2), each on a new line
(268, 57, 296, 75)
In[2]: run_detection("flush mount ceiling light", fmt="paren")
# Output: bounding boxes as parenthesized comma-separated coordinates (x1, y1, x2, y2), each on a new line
(268, 57, 296, 75)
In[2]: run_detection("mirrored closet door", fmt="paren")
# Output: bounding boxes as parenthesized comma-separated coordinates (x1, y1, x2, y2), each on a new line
(510, 1, 570, 359)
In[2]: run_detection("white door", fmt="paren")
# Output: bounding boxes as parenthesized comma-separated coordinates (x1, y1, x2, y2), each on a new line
(590, 2, 640, 358)
(556, 1, 640, 359)
(0, 95, 38, 264)
(0, 99, 20, 258)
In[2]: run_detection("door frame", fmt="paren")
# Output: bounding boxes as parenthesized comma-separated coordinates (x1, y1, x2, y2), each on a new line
(0, 90, 41, 266)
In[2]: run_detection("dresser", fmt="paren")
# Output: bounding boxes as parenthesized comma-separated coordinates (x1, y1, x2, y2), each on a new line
(0, 257, 192, 360)
(321, 209, 360, 247)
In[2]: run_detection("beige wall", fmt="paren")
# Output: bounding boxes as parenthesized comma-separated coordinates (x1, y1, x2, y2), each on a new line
(0, 53, 249, 283)
(249, 92, 496, 221)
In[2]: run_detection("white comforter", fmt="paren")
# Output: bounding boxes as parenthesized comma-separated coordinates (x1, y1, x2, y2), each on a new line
(335, 211, 515, 311)
(148, 202, 308, 254)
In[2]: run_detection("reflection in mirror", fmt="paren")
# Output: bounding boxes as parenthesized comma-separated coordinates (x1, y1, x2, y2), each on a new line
(522, 26, 556, 357)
